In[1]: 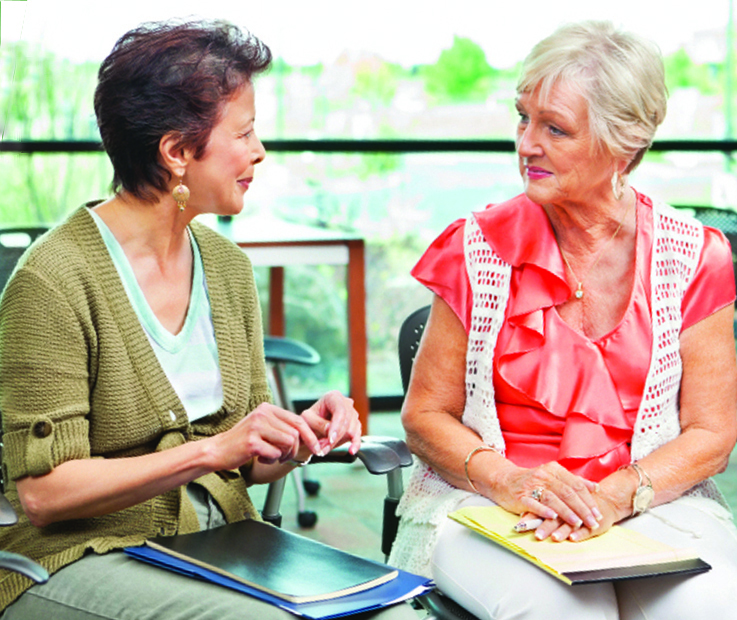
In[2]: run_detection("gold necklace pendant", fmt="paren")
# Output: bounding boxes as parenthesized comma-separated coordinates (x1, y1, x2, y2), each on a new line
(558, 194, 633, 302)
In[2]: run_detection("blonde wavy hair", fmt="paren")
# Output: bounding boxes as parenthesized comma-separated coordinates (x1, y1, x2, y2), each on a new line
(517, 21, 667, 172)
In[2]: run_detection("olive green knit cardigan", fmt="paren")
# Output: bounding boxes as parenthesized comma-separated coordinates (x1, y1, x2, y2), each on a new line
(0, 204, 270, 610)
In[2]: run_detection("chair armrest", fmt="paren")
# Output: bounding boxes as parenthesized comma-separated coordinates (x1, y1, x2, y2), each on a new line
(360, 436, 413, 468)
(0, 494, 17, 526)
(312, 435, 412, 475)
(313, 442, 401, 475)
(417, 591, 482, 620)
(0, 551, 49, 583)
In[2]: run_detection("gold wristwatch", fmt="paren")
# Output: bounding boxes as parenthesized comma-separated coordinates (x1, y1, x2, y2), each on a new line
(629, 463, 654, 516)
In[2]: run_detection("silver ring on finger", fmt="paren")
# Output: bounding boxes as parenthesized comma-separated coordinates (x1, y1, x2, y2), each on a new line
(531, 487, 544, 501)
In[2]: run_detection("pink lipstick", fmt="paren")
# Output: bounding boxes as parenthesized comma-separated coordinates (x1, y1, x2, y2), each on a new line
(526, 166, 552, 180)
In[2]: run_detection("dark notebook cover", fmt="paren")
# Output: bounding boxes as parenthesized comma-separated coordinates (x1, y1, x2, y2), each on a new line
(142, 519, 399, 604)
(565, 557, 711, 585)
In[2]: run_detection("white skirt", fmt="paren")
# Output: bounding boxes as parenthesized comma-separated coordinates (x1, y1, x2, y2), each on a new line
(432, 494, 737, 620)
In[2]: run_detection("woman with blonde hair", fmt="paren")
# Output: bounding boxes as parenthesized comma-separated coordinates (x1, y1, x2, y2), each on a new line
(390, 20, 737, 619)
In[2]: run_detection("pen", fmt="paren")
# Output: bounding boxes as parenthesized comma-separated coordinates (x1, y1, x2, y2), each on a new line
(513, 518, 543, 533)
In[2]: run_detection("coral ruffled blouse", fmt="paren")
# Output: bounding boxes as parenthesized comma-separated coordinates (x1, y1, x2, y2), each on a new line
(413, 192, 735, 482)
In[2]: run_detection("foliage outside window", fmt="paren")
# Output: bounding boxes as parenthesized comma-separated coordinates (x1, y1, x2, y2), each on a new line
(1, 16, 737, 400)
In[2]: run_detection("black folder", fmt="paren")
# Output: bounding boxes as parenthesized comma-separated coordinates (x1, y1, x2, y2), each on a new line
(137, 519, 399, 604)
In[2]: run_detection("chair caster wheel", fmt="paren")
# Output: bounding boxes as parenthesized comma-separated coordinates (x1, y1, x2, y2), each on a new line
(298, 511, 318, 528)
(303, 479, 321, 496)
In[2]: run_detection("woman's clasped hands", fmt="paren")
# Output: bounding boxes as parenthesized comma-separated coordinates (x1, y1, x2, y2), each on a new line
(497, 461, 614, 543)
(209, 390, 361, 473)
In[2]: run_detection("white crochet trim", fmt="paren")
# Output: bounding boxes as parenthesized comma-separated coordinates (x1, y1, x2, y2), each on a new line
(390, 201, 728, 578)
(390, 216, 511, 576)
(630, 202, 700, 460)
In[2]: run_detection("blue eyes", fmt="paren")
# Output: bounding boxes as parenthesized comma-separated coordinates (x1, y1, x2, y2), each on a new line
(516, 113, 566, 137)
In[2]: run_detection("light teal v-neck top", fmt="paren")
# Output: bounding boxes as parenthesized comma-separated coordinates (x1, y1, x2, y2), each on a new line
(89, 210, 223, 421)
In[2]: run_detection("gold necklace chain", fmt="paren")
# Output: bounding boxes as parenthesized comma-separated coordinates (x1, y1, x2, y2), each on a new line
(558, 197, 632, 301)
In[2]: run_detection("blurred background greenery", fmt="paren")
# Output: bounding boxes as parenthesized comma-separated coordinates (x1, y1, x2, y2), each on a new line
(2, 0, 736, 407)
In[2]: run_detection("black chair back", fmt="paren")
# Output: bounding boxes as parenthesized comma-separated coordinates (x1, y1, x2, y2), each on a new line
(398, 305, 431, 394)
(678, 207, 737, 304)
(395, 304, 482, 620)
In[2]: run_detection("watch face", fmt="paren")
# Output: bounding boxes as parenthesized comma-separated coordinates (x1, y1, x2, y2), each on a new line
(634, 486, 654, 513)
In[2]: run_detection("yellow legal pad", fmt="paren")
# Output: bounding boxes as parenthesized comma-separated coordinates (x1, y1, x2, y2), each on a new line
(448, 506, 710, 585)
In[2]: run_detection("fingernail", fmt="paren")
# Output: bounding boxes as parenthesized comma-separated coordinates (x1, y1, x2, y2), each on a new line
(573, 518, 583, 528)
(552, 532, 564, 542)
(329, 431, 337, 444)
(593, 507, 603, 521)
(535, 528, 545, 540)
(586, 516, 599, 529)
(569, 531, 580, 542)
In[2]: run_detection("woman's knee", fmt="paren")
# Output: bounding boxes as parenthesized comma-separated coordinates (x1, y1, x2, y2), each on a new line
(432, 517, 617, 620)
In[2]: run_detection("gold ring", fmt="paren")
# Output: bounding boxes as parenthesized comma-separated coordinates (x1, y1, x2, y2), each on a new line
(531, 487, 544, 501)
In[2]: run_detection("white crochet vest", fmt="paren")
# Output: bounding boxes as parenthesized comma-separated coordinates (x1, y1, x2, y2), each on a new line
(389, 201, 729, 577)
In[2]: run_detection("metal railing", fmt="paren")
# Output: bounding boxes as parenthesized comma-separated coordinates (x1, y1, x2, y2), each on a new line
(1, 139, 737, 154)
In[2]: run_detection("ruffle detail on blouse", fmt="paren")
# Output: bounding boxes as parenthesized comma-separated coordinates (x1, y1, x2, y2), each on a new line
(473, 195, 638, 480)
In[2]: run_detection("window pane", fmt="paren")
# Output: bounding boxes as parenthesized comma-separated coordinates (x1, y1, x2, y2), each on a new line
(0, 153, 112, 225)
(2, 0, 736, 402)
(2, 0, 735, 140)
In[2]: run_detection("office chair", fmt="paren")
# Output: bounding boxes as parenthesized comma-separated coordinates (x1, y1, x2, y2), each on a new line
(0, 493, 48, 583)
(0, 227, 49, 292)
(397, 305, 482, 620)
(263, 336, 323, 527)
(261, 335, 415, 533)
(677, 205, 737, 336)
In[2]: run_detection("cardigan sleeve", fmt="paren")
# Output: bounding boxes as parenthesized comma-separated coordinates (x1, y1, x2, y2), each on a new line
(0, 266, 92, 481)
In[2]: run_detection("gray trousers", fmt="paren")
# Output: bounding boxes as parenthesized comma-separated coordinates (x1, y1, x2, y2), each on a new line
(2, 485, 418, 620)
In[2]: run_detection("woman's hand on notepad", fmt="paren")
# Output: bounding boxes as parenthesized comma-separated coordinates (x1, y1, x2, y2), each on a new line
(497, 461, 604, 539)
(530, 494, 620, 543)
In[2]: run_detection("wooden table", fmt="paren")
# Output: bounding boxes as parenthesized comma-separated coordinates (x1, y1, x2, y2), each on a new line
(203, 214, 369, 432)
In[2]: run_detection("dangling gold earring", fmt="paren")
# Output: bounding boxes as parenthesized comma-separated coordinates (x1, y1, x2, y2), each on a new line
(172, 178, 190, 212)
(611, 171, 625, 201)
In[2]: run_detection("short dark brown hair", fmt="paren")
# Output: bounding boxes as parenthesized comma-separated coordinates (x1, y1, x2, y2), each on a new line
(94, 19, 272, 202)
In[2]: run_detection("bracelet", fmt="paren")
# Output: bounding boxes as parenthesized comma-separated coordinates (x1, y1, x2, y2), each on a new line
(618, 462, 655, 516)
(290, 454, 313, 467)
(464, 445, 502, 494)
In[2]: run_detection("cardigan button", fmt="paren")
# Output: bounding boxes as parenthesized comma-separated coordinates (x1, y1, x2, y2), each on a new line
(32, 420, 52, 438)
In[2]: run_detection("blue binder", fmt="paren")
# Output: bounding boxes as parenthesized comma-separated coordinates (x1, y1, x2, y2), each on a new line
(124, 520, 432, 619)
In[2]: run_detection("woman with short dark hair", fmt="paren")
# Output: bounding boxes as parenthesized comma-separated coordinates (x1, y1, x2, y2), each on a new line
(0, 19, 414, 620)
